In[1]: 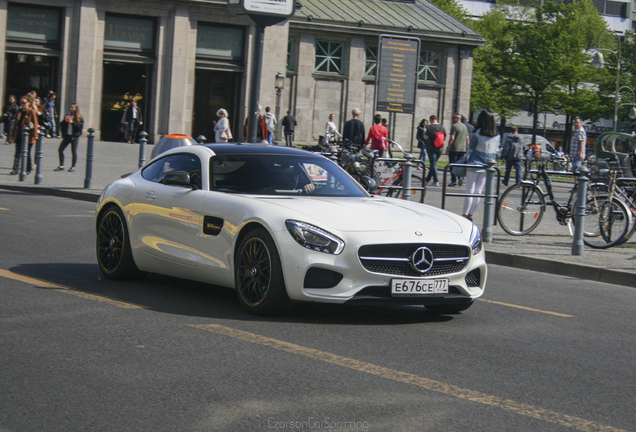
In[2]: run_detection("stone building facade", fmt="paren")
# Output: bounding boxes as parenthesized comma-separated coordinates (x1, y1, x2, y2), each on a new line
(0, 0, 482, 150)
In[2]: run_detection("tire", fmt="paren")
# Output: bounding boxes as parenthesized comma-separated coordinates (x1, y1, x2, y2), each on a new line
(497, 183, 546, 235)
(235, 228, 291, 315)
(96, 206, 146, 280)
(426, 300, 474, 314)
(382, 174, 425, 203)
(580, 196, 632, 249)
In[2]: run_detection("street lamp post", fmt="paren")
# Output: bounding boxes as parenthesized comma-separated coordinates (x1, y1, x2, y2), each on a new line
(592, 31, 623, 131)
(274, 72, 284, 143)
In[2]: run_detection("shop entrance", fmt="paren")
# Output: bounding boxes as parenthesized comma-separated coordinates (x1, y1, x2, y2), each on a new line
(193, 70, 240, 142)
(4, 53, 58, 102)
(101, 61, 152, 142)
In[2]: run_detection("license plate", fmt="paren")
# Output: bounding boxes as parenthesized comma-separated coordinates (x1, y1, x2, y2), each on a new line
(391, 278, 449, 295)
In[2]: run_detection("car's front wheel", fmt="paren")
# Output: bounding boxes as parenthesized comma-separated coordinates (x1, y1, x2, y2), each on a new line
(235, 228, 290, 315)
(96, 206, 146, 280)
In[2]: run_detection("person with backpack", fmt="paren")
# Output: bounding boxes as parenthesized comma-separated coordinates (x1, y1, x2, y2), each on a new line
(365, 113, 388, 157)
(501, 127, 524, 186)
(423, 114, 446, 186)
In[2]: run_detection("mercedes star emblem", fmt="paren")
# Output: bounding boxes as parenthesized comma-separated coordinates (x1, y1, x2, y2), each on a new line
(411, 247, 434, 273)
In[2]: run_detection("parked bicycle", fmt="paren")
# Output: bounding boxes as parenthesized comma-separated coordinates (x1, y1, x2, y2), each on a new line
(497, 164, 632, 248)
(375, 139, 426, 203)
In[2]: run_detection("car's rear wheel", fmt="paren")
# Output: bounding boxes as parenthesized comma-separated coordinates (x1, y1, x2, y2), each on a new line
(426, 300, 474, 314)
(96, 206, 146, 280)
(235, 228, 290, 315)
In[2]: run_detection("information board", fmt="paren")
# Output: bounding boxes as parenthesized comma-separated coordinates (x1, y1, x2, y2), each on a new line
(375, 35, 420, 114)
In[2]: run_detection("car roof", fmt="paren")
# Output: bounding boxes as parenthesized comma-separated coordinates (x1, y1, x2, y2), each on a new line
(203, 143, 315, 156)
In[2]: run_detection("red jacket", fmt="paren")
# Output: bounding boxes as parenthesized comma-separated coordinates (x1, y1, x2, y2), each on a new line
(365, 124, 388, 151)
(243, 114, 268, 142)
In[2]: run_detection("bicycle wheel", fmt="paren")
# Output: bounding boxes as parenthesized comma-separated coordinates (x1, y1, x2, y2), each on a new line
(581, 196, 632, 249)
(497, 183, 546, 235)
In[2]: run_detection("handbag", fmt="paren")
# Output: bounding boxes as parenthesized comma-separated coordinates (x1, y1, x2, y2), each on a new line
(221, 126, 232, 140)
(451, 156, 467, 177)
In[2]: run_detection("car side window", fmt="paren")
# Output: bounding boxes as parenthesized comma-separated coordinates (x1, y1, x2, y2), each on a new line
(141, 157, 167, 182)
(158, 154, 202, 189)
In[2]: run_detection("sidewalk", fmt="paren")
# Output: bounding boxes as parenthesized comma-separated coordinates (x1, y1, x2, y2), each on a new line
(2, 137, 635, 288)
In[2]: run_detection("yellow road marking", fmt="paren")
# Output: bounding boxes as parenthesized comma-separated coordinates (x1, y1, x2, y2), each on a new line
(193, 324, 624, 432)
(0, 269, 146, 309)
(0, 207, 9, 211)
(478, 298, 574, 317)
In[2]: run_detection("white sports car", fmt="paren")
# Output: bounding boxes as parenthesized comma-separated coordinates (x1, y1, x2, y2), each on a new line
(96, 143, 487, 315)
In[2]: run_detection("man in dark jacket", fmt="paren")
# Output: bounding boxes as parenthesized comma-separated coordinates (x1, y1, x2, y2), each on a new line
(1, 95, 18, 144)
(124, 100, 143, 144)
(342, 108, 365, 147)
(281, 110, 297, 147)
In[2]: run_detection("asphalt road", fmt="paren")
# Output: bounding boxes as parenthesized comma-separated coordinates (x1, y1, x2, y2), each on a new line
(1, 190, 634, 432)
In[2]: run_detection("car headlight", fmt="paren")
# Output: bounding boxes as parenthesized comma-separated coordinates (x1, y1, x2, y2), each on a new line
(470, 224, 482, 255)
(285, 220, 345, 255)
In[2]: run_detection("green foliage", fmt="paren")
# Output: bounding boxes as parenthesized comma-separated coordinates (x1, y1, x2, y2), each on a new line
(431, 0, 471, 25)
(468, 0, 611, 127)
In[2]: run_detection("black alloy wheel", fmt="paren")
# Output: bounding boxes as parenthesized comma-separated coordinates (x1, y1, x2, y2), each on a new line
(96, 206, 146, 280)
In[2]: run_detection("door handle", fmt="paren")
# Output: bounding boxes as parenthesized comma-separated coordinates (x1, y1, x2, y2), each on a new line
(144, 191, 156, 199)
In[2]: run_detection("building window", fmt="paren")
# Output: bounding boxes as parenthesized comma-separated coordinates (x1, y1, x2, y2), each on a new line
(365, 44, 377, 77)
(315, 40, 344, 74)
(287, 37, 295, 71)
(418, 50, 441, 83)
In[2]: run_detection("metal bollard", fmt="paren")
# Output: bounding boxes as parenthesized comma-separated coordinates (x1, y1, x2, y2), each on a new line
(138, 131, 148, 168)
(401, 154, 414, 201)
(84, 128, 95, 189)
(34, 126, 45, 185)
(19, 126, 29, 182)
(482, 159, 497, 243)
(196, 135, 206, 145)
(572, 166, 589, 255)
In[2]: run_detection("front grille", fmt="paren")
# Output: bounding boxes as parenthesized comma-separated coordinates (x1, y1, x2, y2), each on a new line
(358, 243, 470, 277)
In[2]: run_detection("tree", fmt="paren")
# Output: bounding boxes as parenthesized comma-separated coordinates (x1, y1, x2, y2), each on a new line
(470, 0, 608, 145)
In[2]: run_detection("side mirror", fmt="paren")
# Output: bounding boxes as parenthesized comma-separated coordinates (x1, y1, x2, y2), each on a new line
(160, 171, 193, 188)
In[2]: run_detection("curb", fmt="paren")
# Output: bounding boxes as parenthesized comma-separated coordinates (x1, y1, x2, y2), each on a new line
(0, 184, 100, 203)
(485, 251, 636, 288)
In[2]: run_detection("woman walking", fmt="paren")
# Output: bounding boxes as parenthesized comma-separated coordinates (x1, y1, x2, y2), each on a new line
(214, 108, 230, 143)
(55, 103, 84, 172)
(462, 109, 500, 220)
(9, 96, 39, 175)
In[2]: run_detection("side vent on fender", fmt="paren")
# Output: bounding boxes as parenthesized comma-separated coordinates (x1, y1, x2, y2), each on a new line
(203, 216, 224, 236)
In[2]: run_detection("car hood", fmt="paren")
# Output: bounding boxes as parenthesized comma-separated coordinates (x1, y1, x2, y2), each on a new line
(254, 196, 465, 234)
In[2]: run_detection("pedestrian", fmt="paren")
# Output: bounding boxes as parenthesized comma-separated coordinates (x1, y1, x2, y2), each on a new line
(569, 117, 586, 173)
(342, 108, 365, 148)
(214, 108, 231, 143)
(501, 127, 524, 186)
(34, 97, 51, 137)
(124, 100, 143, 144)
(0, 95, 18, 144)
(423, 114, 446, 186)
(381, 117, 390, 140)
(281, 110, 297, 147)
(9, 96, 39, 175)
(264, 106, 276, 144)
(461, 114, 475, 135)
(462, 109, 500, 220)
(365, 113, 388, 157)
(416, 118, 428, 171)
(44, 91, 59, 138)
(243, 104, 268, 142)
(54, 103, 84, 172)
(447, 113, 469, 186)
(325, 113, 340, 143)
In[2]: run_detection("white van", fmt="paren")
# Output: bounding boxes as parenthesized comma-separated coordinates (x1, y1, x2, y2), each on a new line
(501, 133, 556, 159)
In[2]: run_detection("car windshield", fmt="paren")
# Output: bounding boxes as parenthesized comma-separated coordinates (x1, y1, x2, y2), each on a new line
(209, 153, 368, 197)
